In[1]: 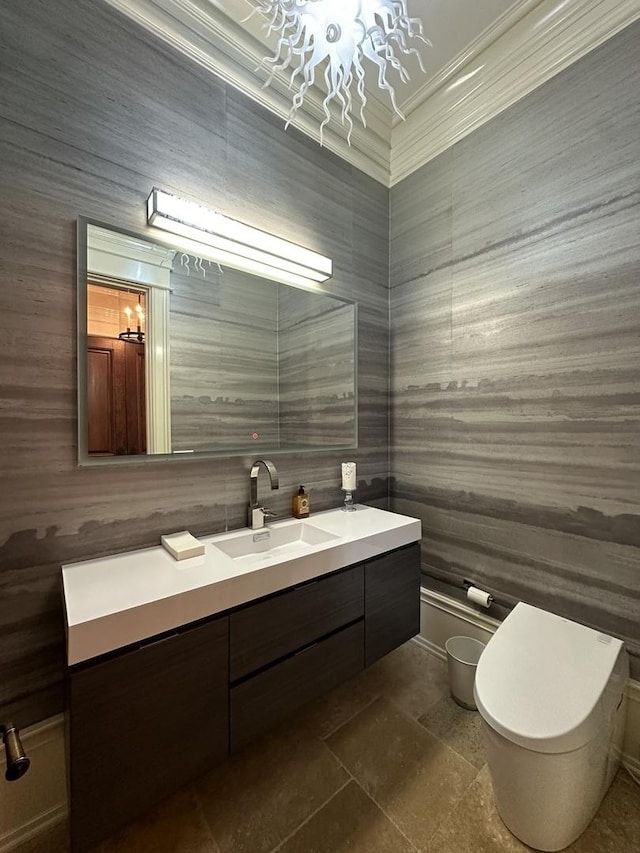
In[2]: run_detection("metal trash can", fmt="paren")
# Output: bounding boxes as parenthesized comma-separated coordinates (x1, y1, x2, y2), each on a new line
(445, 636, 486, 710)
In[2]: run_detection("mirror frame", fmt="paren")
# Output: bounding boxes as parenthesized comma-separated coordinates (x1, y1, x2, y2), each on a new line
(77, 217, 358, 466)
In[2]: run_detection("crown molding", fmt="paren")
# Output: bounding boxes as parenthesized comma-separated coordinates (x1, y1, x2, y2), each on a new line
(390, 0, 640, 185)
(103, 0, 391, 184)
(397, 0, 543, 122)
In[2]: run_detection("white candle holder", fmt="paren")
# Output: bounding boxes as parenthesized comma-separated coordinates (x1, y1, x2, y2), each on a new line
(341, 488, 356, 512)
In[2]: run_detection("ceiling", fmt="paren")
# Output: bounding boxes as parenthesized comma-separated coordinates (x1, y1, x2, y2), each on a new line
(104, 0, 639, 184)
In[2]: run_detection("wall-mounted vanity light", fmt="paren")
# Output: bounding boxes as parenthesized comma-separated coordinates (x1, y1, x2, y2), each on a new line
(146, 188, 333, 288)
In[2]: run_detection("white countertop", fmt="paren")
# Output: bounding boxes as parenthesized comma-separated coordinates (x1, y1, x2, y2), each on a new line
(62, 505, 421, 665)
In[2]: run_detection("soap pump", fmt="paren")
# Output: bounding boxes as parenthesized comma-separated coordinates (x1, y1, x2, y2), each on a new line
(292, 485, 310, 519)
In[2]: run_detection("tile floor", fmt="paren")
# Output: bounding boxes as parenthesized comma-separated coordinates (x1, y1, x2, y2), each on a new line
(18, 642, 640, 853)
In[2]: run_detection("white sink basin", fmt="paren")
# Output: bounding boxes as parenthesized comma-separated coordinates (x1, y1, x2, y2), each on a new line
(210, 520, 340, 560)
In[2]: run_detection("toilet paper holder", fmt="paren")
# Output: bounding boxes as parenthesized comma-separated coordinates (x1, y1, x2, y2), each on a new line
(462, 579, 494, 608)
(1, 722, 30, 781)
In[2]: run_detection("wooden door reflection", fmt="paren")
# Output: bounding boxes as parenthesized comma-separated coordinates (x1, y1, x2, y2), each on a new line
(87, 335, 146, 455)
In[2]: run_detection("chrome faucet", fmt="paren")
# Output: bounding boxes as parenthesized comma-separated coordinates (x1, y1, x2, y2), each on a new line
(248, 459, 279, 530)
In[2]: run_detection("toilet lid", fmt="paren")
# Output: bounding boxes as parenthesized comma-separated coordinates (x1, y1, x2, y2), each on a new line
(474, 602, 624, 754)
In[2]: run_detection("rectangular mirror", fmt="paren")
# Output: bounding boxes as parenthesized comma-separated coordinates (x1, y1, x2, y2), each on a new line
(77, 220, 357, 464)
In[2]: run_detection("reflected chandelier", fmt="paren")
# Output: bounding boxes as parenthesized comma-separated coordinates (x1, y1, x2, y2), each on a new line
(250, 0, 430, 143)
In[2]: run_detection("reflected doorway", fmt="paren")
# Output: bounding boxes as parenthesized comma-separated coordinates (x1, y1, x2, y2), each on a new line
(86, 283, 147, 456)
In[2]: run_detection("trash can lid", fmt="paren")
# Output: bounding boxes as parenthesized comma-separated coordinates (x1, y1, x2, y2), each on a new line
(474, 603, 625, 754)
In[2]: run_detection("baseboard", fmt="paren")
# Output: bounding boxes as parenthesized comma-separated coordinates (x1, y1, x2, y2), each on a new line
(419, 586, 640, 774)
(412, 631, 446, 663)
(0, 715, 68, 853)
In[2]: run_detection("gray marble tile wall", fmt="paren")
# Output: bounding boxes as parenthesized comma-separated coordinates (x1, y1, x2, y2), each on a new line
(170, 261, 280, 451)
(0, 0, 389, 725)
(279, 288, 356, 447)
(390, 22, 640, 677)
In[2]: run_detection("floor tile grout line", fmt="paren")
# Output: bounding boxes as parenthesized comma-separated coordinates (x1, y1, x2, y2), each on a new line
(422, 765, 485, 847)
(191, 783, 224, 852)
(319, 733, 359, 782)
(312, 728, 408, 850)
(321, 706, 426, 853)
(414, 718, 487, 775)
(267, 777, 353, 853)
(350, 780, 422, 853)
(416, 686, 454, 720)
(319, 691, 382, 741)
(384, 690, 449, 725)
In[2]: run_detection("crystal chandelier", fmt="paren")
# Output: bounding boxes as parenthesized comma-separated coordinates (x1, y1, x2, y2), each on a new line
(250, 0, 430, 143)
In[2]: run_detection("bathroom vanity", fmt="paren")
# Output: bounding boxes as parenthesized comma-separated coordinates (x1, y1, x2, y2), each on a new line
(62, 506, 421, 852)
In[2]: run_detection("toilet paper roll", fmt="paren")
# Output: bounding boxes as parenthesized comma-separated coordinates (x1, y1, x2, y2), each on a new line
(466, 585, 493, 608)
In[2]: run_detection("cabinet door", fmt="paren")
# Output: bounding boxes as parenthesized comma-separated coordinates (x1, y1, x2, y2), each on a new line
(69, 617, 229, 853)
(365, 543, 421, 666)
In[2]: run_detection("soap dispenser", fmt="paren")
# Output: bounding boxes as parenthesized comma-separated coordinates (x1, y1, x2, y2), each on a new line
(292, 485, 310, 519)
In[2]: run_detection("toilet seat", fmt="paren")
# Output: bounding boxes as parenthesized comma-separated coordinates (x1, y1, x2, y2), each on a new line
(474, 602, 624, 754)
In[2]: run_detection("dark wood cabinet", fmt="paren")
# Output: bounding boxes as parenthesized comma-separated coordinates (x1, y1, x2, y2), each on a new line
(68, 542, 420, 852)
(68, 616, 229, 853)
(365, 543, 421, 666)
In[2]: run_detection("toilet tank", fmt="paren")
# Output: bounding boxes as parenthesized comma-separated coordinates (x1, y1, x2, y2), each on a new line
(474, 603, 628, 852)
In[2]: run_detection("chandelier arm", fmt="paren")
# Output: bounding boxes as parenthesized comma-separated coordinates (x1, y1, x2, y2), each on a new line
(263, 5, 282, 35)
(334, 67, 355, 145)
(395, 41, 426, 75)
(386, 27, 427, 74)
(261, 24, 307, 86)
(352, 56, 368, 128)
(319, 93, 332, 148)
(320, 61, 350, 142)
(261, 50, 290, 89)
(362, 39, 405, 120)
(391, 5, 432, 46)
(267, 15, 299, 45)
(288, 36, 321, 92)
(285, 52, 318, 128)
(379, 41, 411, 84)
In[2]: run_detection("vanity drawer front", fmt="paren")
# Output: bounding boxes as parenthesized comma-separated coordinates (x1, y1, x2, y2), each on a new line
(230, 563, 364, 681)
(231, 620, 364, 751)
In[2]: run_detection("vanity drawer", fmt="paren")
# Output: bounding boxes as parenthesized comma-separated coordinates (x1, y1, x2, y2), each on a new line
(231, 620, 364, 751)
(230, 563, 364, 681)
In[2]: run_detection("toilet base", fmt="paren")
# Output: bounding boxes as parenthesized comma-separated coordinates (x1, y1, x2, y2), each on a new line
(482, 720, 620, 851)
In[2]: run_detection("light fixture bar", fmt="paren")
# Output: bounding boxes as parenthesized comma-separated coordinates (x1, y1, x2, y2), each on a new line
(147, 189, 332, 283)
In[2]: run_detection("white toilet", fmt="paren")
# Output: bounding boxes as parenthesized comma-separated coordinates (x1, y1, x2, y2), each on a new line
(474, 602, 628, 852)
